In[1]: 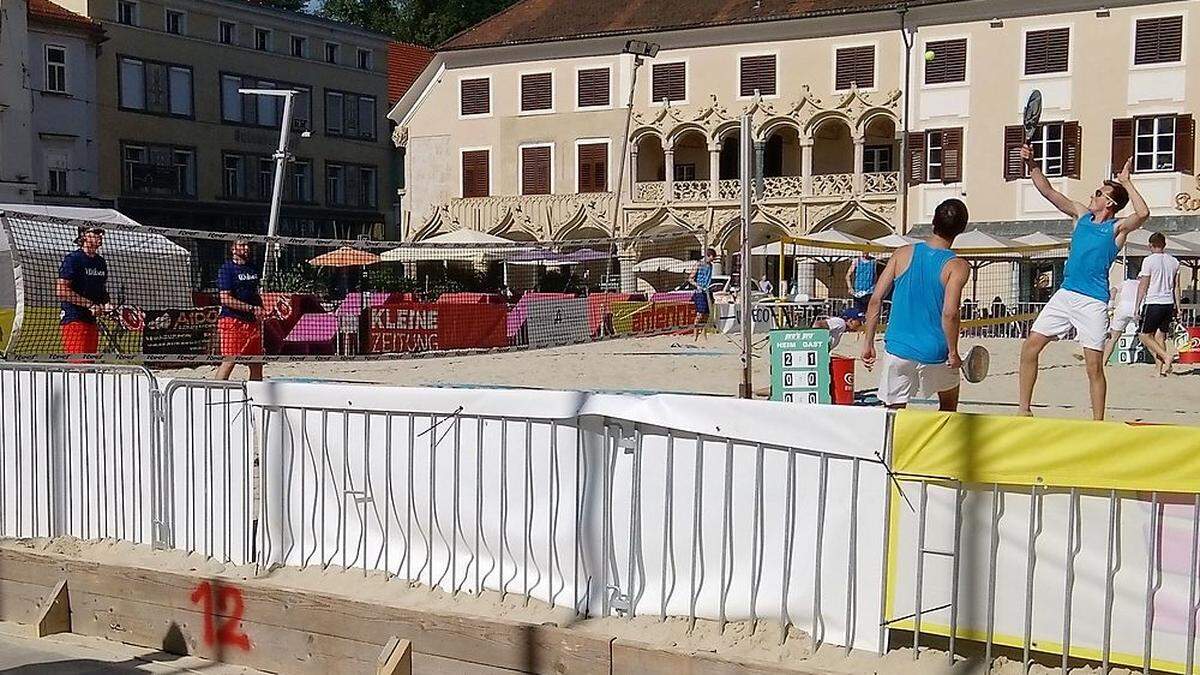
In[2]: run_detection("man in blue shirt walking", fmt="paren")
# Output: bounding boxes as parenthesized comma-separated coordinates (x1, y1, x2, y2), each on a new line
(1019, 149, 1149, 420)
(861, 200, 971, 411)
(846, 251, 877, 312)
(689, 247, 716, 342)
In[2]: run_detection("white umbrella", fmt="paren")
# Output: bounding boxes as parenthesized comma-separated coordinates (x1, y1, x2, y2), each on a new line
(1014, 232, 1068, 260)
(633, 256, 687, 273)
(871, 233, 922, 249)
(379, 228, 530, 262)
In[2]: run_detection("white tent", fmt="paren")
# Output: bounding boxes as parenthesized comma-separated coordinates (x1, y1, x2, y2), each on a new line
(379, 228, 531, 262)
(752, 231, 876, 257)
(1013, 232, 1065, 247)
(871, 233, 922, 249)
(0, 205, 193, 310)
(633, 256, 692, 273)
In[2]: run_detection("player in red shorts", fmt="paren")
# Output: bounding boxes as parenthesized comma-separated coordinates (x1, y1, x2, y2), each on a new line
(215, 239, 264, 381)
(57, 225, 111, 358)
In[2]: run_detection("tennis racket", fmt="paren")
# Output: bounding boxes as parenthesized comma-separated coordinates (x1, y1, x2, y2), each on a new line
(961, 344, 990, 383)
(1023, 90, 1043, 143)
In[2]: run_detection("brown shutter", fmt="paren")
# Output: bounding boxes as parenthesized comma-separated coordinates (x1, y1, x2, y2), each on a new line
(1063, 121, 1082, 179)
(941, 127, 963, 183)
(1024, 28, 1070, 75)
(577, 68, 610, 107)
(460, 78, 490, 116)
(1003, 125, 1026, 181)
(835, 46, 875, 90)
(651, 62, 686, 103)
(1111, 118, 1133, 176)
(521, 146, 551, 195)
(905, 131, 926, 185)
(924, 38, 968, 85)
(462, 149, 489, 197)
(1177, 114, 1196, 175)
(739, 55, 777, 97)
(577, 143, 607, 193)
(520, 72, 552, 112)
(1134, 16, 1183, 65)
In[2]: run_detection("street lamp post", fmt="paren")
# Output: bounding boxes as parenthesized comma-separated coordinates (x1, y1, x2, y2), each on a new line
(611, 39, 659, 291)
(239, 87, 299, 281)
(898, 6, 915, 235)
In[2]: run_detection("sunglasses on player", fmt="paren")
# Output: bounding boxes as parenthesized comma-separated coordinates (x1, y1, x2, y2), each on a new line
(1094, 189, 1117, 207)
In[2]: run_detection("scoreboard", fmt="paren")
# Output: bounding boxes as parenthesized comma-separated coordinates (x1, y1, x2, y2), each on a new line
(770, 329, 831, 405)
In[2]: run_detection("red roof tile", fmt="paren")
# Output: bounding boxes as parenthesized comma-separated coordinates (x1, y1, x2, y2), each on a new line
(388, 41, 435, 105)
(441, 0, 963, 50)
(27, 0, 104, 36)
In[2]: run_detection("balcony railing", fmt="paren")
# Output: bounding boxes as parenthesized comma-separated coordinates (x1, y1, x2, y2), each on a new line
(631, 171, 901, 203)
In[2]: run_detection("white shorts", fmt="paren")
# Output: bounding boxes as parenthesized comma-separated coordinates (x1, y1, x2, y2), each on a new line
(1031, 289, 1110, 351)
(1109, 308, 1137, 335)
(878, 350, 960, 406)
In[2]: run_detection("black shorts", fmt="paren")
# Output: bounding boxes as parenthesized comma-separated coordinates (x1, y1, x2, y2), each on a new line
(1139, 304, 1175, 335)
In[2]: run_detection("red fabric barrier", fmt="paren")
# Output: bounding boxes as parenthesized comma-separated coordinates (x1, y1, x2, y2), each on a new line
(586, 293, 639, 337)
(436, 292, 503, 304)
(631, 302, 694, 334)
(362, 302, 508, 354)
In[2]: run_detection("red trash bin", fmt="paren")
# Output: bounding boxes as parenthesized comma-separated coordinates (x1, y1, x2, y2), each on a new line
(830, 357, 855, 405)
(1179, 326, 1200, 364)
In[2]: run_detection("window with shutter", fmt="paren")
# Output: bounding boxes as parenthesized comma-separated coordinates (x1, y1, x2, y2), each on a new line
(521, 146, 552, 195)
(739, 55, 777, 97)
(1003, 126, 1026, 181)
(1176, 114, 1195, 175)
(1134, 16, 1183, 65)
(941, 128, 963, 182)
(577, 143, 608, 193)
(460, 77, 490, 116)
(835, 46, 875, 90)
(1111, 118, 1134, 175)
(651, 62, 686, 103)
(461, 150, 489, 198)
(577, 68, 610, 108)
(1024, 28, 1070, 75)
(520, 72, 553, 112)
(1063, 121, 1082, 179)
(905, 131, 926, 185)
(924, 39, 968, 85)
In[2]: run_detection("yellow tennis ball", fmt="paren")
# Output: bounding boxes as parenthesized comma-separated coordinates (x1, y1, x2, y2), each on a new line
(924, 50, 936, 62)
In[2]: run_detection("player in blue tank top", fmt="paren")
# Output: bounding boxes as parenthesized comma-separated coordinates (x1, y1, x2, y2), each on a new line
(1019, 148, 1149, 421)
(861, 199, 971, 411)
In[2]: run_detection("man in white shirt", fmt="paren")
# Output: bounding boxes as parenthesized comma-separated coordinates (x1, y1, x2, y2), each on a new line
(1102, 277, 1144, 364)
(814, 308, 865, 349)
(1136, 232, 1181, 375)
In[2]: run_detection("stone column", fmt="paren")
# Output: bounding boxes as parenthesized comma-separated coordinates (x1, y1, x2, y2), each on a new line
(708, 144, 721, 200)
(801, 139, 814, 196)
(754, 140, 766, 201)
(629, 149, 639, 200)
(853, 136, 866, 195)
(618, 242, 637, 293)
(664, 147, 675, 202)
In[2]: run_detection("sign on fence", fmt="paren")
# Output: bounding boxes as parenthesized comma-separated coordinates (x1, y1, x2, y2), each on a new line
(526, 297, 589, 348)
(143, 307, 219, 355)
(770, 329, 831, 405)
(362, 303, 507, 354)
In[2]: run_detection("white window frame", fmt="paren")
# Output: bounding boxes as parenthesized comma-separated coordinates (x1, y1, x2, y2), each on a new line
(573, 63, 614, 111)
(172, 148, 195, 197)
(926, 130, 944, 182)
(116, 0, 138, 26)
(517, 69, 555, 115)
(1129, 11, 1188, 70)
(357, 47, 373, 70)
(458, 146, 493, 198)
(357, 166, 377, 207)
(291, 159, 312, 202)
(48, 167, 68, 195)
(324, 91, 344, 134)
(457, 74, 493, 120)
(167, 65, 193, 116)
(863, 145, 893, 173)
(291, 35, 308, 58)
(1025, 121, 1065, 177)
(573, 137, 612, 193)
(920, 34, 971, 89)
(831, 42, 879, 93)
(123, 144, 146, 191)
(163, 8, 186, 35)
(326, 162, 345, 205)
(253, 27, 272, 52)
(223, 153, 244, 198)
(517, 142, 556, 195)
(44, 44, 68, 94)
(218, 19, 237, 44)
(1133, 115, 1177, 173)
(735, 50, 781, 100)
(324, 41, 340, 64)
(1020, 24, 1074, 79)
(649, 57, 688, 106)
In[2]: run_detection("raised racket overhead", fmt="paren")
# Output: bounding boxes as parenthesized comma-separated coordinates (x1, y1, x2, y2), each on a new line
(961, 344, 990, 384)
(1023, 89, 1043, 143)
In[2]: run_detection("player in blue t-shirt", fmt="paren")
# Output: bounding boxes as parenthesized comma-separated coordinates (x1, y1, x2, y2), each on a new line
(214, 239, 265, 381)
(1019, 149, 1149, 421)
(57, 225, 111, 357)
(689, 248, 716, 342)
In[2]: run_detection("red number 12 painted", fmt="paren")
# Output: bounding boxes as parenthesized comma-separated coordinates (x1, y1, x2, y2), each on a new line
(189, 581, 251, 651)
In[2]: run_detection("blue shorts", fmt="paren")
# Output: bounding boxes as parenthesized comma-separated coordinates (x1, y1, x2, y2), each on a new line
(693, 290, 710, 315)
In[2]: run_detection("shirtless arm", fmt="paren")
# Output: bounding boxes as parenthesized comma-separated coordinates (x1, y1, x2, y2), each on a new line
(941, 259, 970, 369)
(861, 248, 904, 369)
(1113, 158, 1150, 248)
(1022, 145, 1087, 219)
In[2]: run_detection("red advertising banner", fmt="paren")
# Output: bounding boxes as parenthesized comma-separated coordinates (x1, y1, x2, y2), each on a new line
(363, 302, 508, 354)
(631, 302, 694, 334)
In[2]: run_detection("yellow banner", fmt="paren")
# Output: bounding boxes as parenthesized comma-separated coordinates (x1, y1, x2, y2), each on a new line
(892, 410, 1200, 492)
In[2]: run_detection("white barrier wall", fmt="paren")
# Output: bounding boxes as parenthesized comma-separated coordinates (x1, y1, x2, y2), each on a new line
(252, 381, 891, 652)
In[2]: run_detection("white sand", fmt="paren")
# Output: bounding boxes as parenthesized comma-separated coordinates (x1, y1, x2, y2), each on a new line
(172, 333, 1199, 426)
(2, 538, 1145, 675)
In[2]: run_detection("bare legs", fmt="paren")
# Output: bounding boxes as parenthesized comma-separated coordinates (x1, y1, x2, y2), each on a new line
(1101, 329, 1123, 365)
(937, 386, 961, 412)
(215, 359, 263, 381)
(1138, 330, 1173, 375)
(1018, 332, 1052, 416)
(1082, 348, 1106, 421)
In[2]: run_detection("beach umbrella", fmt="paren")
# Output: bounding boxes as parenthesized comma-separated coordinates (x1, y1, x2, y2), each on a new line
(871, 233, 922, 249)
(379, 228, 530, 262)
(633, 256, 687, 273)
(307, 246, 380, 267)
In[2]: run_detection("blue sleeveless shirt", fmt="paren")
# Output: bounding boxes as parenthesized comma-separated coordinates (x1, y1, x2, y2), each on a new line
(1061, 213, 1119, 303)
(885, 243, 958, 365)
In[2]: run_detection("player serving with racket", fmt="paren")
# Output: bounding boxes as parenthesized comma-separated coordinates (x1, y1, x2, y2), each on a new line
(57, 225, 111, 358)
(1018, 150, 1149, 420)
(215, 239, 265, 381)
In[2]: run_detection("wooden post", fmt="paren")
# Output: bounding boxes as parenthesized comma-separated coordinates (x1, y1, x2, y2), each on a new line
(376, 636, 412, 675)
(36, 579, 71, 638)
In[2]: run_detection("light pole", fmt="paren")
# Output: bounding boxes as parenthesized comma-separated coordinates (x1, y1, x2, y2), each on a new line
(898, 5, 915, 235)
(611, 39, 659, 291)
(239, 87, 299, 281)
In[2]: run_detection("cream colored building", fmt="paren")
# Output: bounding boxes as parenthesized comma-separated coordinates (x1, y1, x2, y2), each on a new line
(390, 0, 1199, 297)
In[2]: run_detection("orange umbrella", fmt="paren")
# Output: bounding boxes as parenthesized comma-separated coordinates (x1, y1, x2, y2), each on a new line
(308, 246, 380, 267)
